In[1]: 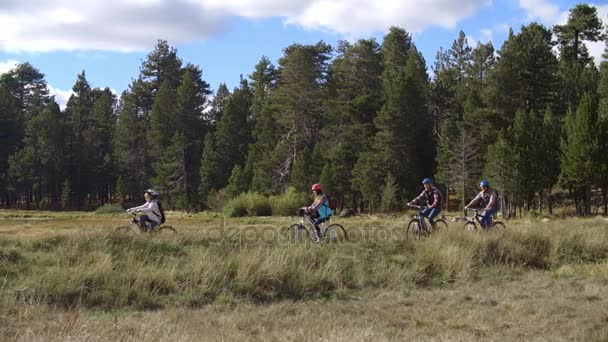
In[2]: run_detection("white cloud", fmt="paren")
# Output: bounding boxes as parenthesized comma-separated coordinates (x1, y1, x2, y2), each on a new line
(0, 59, 19, 75)
(0, 0, 490, 53)
(518, 0, 560, 24)
(480, 28, 493, 41)
(47, 85, 74, 110)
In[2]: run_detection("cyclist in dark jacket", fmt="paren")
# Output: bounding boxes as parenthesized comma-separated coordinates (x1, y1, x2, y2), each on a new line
(407, 178, 443, 226)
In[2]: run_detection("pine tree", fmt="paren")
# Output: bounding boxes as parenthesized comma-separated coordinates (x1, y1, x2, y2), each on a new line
(511, 109, 544, 209)
(0, 84, 19, 206)
(272, 42, 332, 188)
(325, 39, 383, 206)
(380, 172, 398, 212)
(555, 4, 604, 110)
(319, 163, 337, 198)
(0, 62, 50, 118)
(435, 120, 481, 213)
(290, 149, 315, 193)
(598, 39, 608, 214)
(8, 102, 64, 209)
(561, 94, 598, 215)
(87, 88, 117, 205)
(132, 40, 183, 114)
(207, 83, 230, 127)
(149, 80, 178, 158)
(153, 132, 189, 209)
(486, 23, 559, 125)
(64, 71, 94, 207)
(244, 57, 278, 193)
(213, 79, 252, 190)
(225, 165, 248, 199)
(484, 131, 516, 217)
(371, 40, 429, 199)
(554, 4, 604, 64)
(175, 67, 208, 207)
(540, 108, 561, 213)
(113, 91, 147, 200)
(199, 133, 221, 208)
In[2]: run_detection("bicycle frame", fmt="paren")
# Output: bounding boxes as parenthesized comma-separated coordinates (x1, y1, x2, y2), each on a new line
(128, 212, 162, 232)
(296, 214, 329, 240)
(408, 205, 430, 232)
(466, 209, 490, 227)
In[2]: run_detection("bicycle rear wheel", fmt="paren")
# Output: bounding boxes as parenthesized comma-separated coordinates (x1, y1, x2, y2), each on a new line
(285, 224, 309, 242)
(406, 220, 428, 240)
(323, 224, 347, 243)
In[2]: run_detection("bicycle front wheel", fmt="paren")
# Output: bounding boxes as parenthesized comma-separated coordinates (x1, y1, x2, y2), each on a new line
(492, 221, 506, 229)
(406, 220, 428, 240)
(156, 225, 177, 234)
(432, 219, 448, 233)
(323, 224, 347, 243)
(285, 224, 309, 242)
(464, 221, 477, 231)
(115, 225, 137, 233)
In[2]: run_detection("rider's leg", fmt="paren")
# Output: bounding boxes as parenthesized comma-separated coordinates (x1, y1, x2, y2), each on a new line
(140, 215, 152, 231)
(314, 217, 327, 237)
(480, 208, 496, 229)
(421, 208, 440, 226)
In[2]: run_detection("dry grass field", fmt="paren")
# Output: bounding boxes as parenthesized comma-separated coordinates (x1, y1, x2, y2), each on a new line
(1, 210, 608, 341)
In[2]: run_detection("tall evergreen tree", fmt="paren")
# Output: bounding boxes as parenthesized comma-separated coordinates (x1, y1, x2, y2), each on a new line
(212, 79, 252, 191)
(113, 91, 148, 202)
(554, 4, 604, 64)
(132, 40, 183, 114)
(325, 39, 383, 207)
(561, 94, 598, 215)
(87, 88, 117, 204)
(149, 80, 178, 158)
(64, 71, 94, 206)
(244, 57, 279, 194)
(486, 23, 559, 125)
(271, 42, 332, 188)
(8, 102, 64, 209)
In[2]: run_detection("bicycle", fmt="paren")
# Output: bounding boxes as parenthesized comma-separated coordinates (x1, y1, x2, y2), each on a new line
(464, 208, 506, 231)
(115, 212, 176, 234)
(406, 205, 448, 240)
(284, 209, 347, 243)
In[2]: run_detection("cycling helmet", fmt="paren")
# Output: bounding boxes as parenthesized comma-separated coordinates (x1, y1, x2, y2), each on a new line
(144, 189, 159, 196)
(311, 183, 323, 192)
(480, 180, 490, 187)
(422, 178, 433, 184)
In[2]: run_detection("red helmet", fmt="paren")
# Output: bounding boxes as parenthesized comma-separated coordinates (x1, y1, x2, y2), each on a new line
(311, 183, 323, 192)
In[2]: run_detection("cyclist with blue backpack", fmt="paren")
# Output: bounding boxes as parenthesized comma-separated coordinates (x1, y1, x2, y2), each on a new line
(301, 183, 333, 241)
(407, 178, 443, 227)
(465, 180, 500, 229)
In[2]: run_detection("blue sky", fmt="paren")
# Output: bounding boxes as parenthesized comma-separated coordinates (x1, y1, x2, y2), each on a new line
(0, 0, 606, 107)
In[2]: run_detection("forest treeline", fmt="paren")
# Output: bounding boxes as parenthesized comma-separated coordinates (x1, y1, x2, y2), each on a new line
(1, 4, 607, 216)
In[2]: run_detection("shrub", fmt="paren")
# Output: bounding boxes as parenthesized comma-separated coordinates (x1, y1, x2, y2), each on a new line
(270, 187, 309, 216)
(224, 192, 272, 217)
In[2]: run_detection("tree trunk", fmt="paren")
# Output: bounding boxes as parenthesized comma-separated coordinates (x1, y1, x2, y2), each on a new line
(603, 184, 607, 215)
(584, 183, 591, 216)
